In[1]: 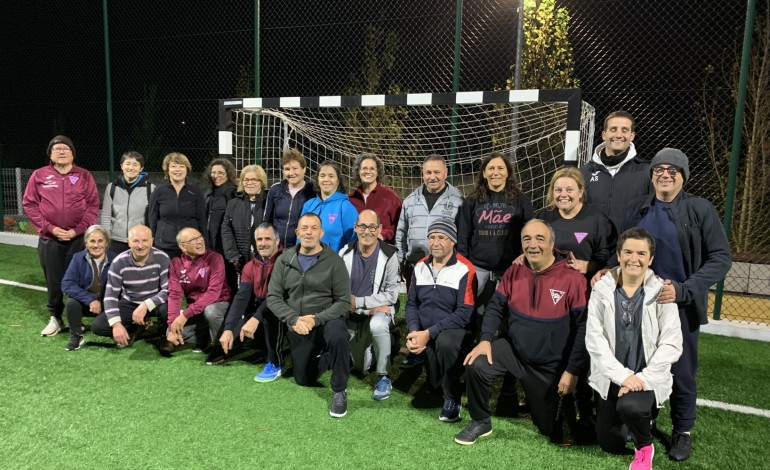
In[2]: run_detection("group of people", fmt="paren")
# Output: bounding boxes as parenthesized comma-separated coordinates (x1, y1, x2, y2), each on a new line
(21, 110, 731, 469)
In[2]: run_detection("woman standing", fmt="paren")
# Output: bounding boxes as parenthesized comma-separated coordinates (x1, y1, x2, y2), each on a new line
(536, 166, 617, 281)
(457, 152, 533, 301)
(348, 153, 402, 245)
(204, 158, 237, 253)
(221, 164, 268, 273)
(99, 151, 155, 253)
(300, 160, 358, 252)
(264, 148, 316, 247)
(61, 225, 118, 351)
(148, 152, 206, 259)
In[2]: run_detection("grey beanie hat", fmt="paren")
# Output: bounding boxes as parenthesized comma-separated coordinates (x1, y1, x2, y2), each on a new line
(427, 218, 457, 244)
(47, 135, 76, 159)
(650, 147, 689, 182)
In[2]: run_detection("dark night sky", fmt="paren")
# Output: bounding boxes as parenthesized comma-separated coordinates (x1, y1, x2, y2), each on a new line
(0, 0, 747, 177)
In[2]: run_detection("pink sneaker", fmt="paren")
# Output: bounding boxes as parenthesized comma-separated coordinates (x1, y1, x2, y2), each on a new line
(630, 444, 654, 470)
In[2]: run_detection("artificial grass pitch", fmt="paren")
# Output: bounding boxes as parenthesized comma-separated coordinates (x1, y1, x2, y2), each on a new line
(1, 243, 769, 469)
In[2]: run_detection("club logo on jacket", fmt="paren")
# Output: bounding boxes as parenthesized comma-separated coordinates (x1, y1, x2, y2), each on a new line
(328, 214, 338, 224)
(69, 175, 79, 185)
(590, 171, 600, 182)
(550, 289, 565, 305)
(198, 267, 207, 278)
(574, 232, 588, 244)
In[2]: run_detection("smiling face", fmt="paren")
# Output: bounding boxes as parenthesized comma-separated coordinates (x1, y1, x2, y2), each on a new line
(210, 164, 227, 187)
(359, 158, 378, 186)
(483, 156, 508, 192)
(422, 160, 448, 193)
(242, 171, 263, 197)
(283, 160, 306, 188)
(553, 176, 583, 215)
(355, 210, 381, 252)
(521, 221, 555, 271)
(85, 230, 108, 260)
(168, 162, 188, 184)
(128, 226, 153, 263)
(178, 228, 206, 257)
(296, 214, 324, 253)
(618, 237, 654, 281)
(317, 164, 340, 198)
(255, 226, 280, 259)
(602, 117, 635, 156)
(121, 157, 143, 183)
(651, 165, 684, 202)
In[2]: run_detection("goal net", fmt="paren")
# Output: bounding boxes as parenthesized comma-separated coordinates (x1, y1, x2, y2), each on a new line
(218, 90, 595, 211)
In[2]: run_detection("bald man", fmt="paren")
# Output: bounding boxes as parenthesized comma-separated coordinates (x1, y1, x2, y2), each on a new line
(164, 228, 232, 353)
(91, 225, 170, 348)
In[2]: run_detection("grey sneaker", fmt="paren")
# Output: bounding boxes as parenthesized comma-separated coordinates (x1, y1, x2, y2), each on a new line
(41, 316, 62, 336)
(454, 419, 493, 445)
(372, 376, 392, 401)
(329, 390, 348, 418)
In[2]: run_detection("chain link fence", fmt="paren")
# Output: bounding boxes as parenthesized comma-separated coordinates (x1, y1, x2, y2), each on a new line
(1, 0, 767, 324)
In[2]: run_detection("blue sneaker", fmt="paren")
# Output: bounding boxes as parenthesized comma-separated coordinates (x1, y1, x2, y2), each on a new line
(254, 362, 282, 382)
(372, 376, 392, 401)
(439, 399, 462, 422)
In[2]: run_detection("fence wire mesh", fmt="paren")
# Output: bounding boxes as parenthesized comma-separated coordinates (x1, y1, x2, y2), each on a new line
(0, 0, 767, 323)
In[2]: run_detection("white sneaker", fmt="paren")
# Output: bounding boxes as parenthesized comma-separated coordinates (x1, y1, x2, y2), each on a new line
(41, 316, 62, 336)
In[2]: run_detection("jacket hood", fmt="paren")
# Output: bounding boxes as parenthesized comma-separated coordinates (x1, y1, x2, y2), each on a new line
(592, 142, 638, 169)
(594, 267, 664, 306)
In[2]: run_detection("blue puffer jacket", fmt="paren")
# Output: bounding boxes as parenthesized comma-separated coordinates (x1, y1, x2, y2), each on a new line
(300, 191, 358, 252)
(61, 248, 119, 305)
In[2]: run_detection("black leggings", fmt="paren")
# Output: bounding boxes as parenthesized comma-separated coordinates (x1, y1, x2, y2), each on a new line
(596, 384, 656, 453)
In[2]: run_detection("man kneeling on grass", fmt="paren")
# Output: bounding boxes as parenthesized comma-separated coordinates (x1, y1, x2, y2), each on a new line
(91, 225, 170, 349)
(162, 227, 232, 354)
(340, 210, 400, 400)
(267, 213, 351, 418)
(455, 219, 587, 446)
(586, 228, 682, 470)
(207, 223, 285, 385)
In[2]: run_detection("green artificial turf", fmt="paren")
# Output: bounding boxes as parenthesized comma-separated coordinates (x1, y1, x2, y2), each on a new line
(1, 243, 769, 469)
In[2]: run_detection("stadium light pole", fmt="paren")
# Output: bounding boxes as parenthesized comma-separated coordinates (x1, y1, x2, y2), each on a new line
(103, 0, 115, 180)
(254, 0, 262, 165)
(714, 0, 757, 320)
(509, 0, 525, 175)
(449, 0, 463, 184)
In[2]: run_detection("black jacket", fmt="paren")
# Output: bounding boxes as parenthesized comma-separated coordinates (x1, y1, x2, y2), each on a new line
(221, 192, 267, 265)
(205, 182, 237, 253)
(581, 154, 652, 233)
(623, 191, 732, 325)
(148, 183, 206, 252)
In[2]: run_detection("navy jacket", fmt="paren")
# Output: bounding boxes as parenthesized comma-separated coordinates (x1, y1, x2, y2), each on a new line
(61, 249, 119, 305)
(623, 191, 732, 325)
(264, 178, 316, 247)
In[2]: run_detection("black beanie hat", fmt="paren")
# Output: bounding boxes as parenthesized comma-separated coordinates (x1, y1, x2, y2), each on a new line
(47, 135, 76, 159)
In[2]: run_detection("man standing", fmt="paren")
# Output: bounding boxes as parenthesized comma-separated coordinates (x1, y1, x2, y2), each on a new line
(395, 154, 463, 286)
(91, 225, 170, 348)
(340, 210, 401, 400)
(210, 223, 285, 385)
(405, 219, 476, 423)
(624, 148, 731, 461)
(23, 135, 99, 336)
(455, 219, 587, 446)
(267, 213, 351, 418)
(164, 228, 232, 352)
(581, 111, 651, 232)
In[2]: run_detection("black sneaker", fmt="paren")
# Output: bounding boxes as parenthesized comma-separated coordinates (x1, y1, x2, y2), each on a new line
(65, 334, 84, 351)
(329, 390, 348, 418)
(669, 432, 692, 461)
(439, 399, 462, 422)
(205, 346, 227, 365)
(454, 419, 493, 445)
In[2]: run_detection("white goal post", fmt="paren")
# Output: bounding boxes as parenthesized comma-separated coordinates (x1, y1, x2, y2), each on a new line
(217, 89, 595, 210)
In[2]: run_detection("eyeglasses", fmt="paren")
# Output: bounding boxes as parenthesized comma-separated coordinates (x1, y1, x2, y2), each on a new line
(652, 166, 679, 176)
(355, 224, 379, 232)
(180, 235, 204, 245)
(51, 147, 72, 153)
(620, 299, 636, 326)
(243, 178, 260, 184)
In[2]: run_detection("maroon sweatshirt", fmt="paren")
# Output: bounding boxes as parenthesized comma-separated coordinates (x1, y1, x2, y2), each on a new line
(167, 250, 232, 325)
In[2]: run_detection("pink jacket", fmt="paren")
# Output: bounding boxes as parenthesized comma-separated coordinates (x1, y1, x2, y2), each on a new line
(167, 250, 232, 325)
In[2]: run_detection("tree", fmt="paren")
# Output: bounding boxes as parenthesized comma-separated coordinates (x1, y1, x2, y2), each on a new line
(700, 1, 770, 253)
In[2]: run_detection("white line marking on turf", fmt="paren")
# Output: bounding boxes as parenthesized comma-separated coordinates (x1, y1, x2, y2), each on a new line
(0, 279, 47, 292)
(697, 399, 770, 418)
